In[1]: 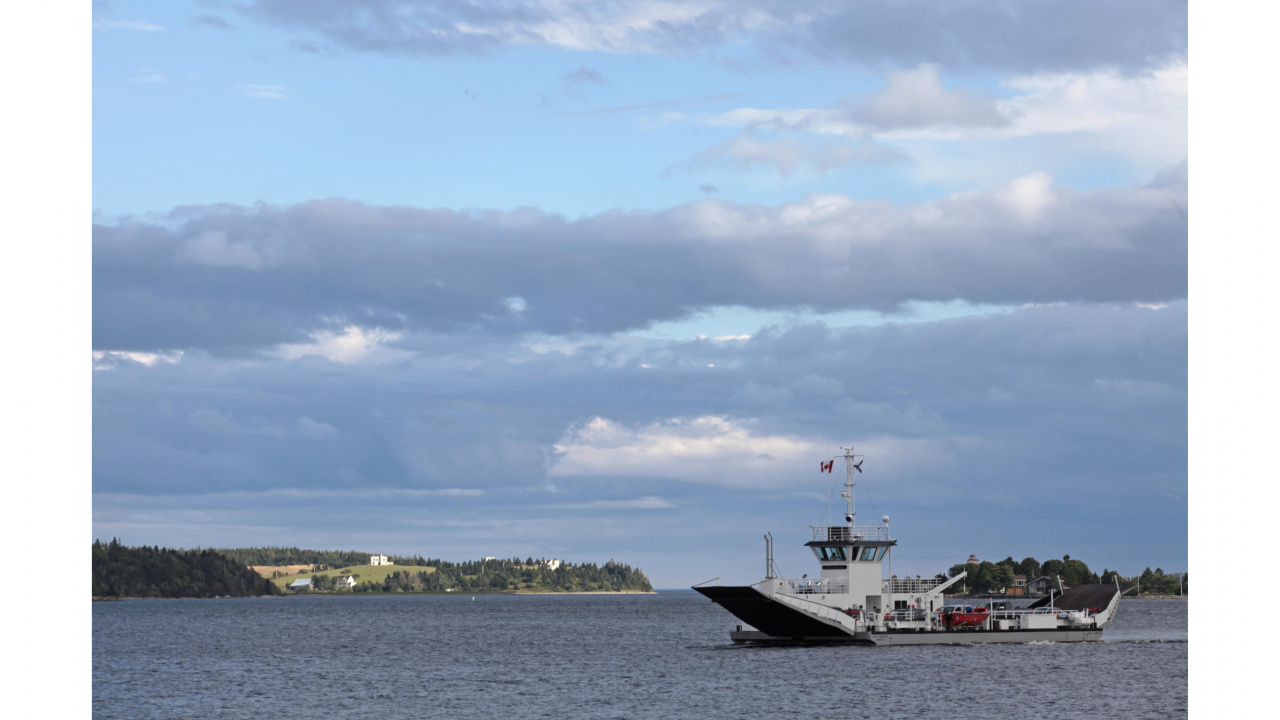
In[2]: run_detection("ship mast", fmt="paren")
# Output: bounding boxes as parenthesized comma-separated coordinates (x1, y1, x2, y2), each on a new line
(839, 446, 861, 528)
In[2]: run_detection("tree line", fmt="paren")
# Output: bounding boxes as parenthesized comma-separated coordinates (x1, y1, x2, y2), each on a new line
(93, 539, 280, 599)
(943, 555, 1105, 595)
(213, 547, 440, 571)
(305, 557, 653, 594)
(1129, 567, 1188, 595)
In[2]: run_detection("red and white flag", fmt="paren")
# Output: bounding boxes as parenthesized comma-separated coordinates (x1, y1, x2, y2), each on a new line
(820, 460, 833, 473)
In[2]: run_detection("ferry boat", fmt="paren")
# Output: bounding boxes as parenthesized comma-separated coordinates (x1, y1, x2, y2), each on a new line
(693, 447, 1121, 645)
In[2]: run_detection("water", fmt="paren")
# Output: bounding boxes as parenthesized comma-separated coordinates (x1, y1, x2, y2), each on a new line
(94, 594, 1186, 719)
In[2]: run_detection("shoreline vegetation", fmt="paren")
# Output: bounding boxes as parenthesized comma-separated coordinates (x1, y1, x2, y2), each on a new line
(265, 556, 653, 595)
(93, 541, 654, 599)
(93, 539, 281, 599)
(93, 590, 659, 601)
(937, 554, 1187, 598)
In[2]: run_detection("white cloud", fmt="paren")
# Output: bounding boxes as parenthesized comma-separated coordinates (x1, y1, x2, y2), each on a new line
(992, 61, 1187, 165)
(93, 350, 184, 370)
(1001, 62, 1187, 137)
(238, 1, 1185, 75)
(997, 172, 1055, 222)
(678, 133, 903, 177)
(94, 174, 1186, 355)
(129, 68, 167, 84)
(236, 84, 289, 100)
(1093, 378, 1171, 398)
(425, 488, 487, 497)
(548, 416, 982, 491)
(699, 61, 1187, 164)
(527, 337, 589, 356)
(97, 487, 485, 503)
(548, 416, 821, 487)
(296, 417, 339, 439)
(94, 18, 164, 32)
(540, 496, 675, 509)
(852, 64, 1008, 130)
(276, 326, 412, 364)
(440, 1, 783, 54)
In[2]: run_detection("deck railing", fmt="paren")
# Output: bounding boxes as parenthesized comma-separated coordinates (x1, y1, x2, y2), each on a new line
(769, 590, 861, 629)
(810, 526, 891, 542)
(886, 608, 929, 621)
(882, 577, 946, 594)
(780, 578, 850, 595)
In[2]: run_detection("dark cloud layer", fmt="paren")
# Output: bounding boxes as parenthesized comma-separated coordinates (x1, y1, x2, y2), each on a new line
(791, 0, 1186, 74)
(93, 302, 1186, 580)
(94, 302, 1186, 496)
(94, 167, 1187, 354)
(240, 0, 1186, 74)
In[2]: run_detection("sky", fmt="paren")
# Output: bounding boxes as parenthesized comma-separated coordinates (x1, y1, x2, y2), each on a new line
(91, 0, 1188, 587)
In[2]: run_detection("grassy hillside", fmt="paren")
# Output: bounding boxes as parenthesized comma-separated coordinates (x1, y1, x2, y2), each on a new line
(273, 557, 652, 594)
(271, 564, 435, 590)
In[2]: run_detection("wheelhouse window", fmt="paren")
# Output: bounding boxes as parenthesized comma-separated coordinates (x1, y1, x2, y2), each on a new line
(875, 547, 888, 561)
(860, 546, 878, 561)
(812, 546, 846, 561)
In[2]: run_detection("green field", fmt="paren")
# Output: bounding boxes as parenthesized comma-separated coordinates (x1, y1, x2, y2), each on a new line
(272, 564, 436, 590)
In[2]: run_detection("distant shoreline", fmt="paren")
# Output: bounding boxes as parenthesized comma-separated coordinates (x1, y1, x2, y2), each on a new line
(92, 595, 284, 601)
(512, 590, 657, 595)
(94, 590, 656, 601)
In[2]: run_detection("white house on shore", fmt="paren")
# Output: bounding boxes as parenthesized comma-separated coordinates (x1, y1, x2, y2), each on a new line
(542, 558, 561, 571)
(335, 575, 356, 589)
(369, 555, 391, 566)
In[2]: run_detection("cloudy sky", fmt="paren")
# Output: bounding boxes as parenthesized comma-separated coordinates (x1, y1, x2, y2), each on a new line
(92, 0, 1187, 586)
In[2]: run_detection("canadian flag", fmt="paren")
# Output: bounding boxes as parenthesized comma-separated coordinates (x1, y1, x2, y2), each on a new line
(820, 460, 834, 473)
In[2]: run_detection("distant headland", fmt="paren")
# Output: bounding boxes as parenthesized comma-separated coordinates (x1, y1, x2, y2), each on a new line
(92, 541, 654, 599)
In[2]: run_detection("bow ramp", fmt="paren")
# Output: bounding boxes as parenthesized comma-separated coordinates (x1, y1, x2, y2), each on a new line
(693, 585, 857, 641)
(1028, 581, 1124, 627)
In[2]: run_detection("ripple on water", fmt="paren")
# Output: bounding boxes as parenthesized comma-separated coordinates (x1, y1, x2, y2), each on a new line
(94, 595, 1186, 720)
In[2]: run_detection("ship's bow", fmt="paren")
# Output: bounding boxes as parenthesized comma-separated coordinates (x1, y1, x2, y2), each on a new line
(693, 585, 854, 642)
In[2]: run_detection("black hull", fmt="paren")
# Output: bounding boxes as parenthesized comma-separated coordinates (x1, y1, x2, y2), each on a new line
(693, 585, 850, 640)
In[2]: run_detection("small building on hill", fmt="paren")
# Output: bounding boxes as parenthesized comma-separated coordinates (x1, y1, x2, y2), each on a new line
(335, 575, 356, 589)
(289, 578, 312, 592)
(1007, 575, 1028, 596)
(369, 554, 391, 566)
(1025, 576, 1061, 596)
(542, 558, 561, 571)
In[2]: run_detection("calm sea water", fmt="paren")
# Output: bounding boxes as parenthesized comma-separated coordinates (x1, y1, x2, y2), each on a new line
(94, 594, 1186, 719)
